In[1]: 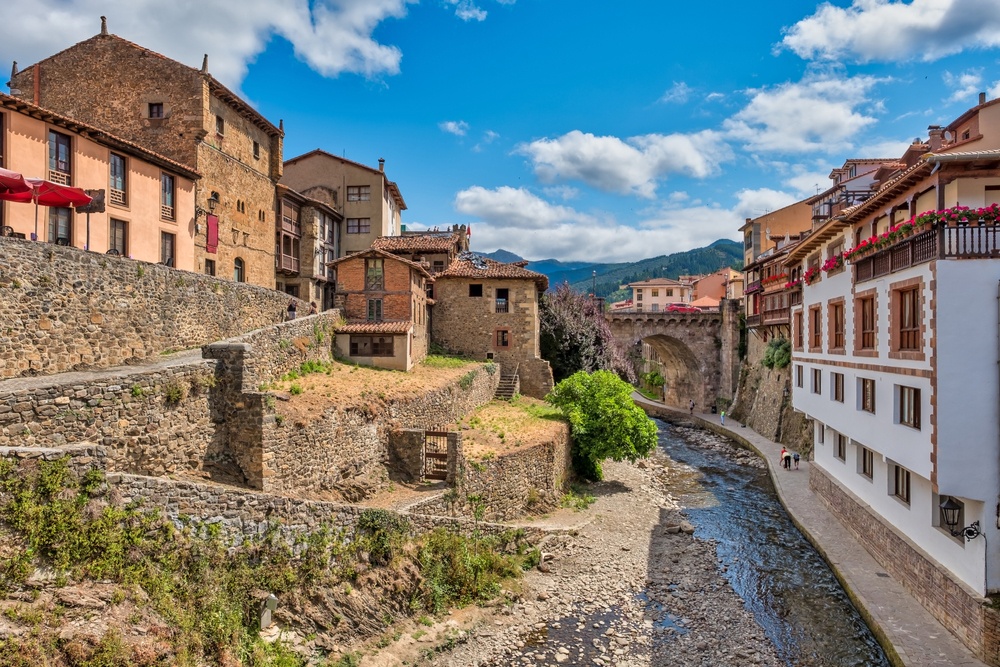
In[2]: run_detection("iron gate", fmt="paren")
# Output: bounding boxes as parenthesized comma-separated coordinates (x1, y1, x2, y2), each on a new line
(423, 431, 450, 481)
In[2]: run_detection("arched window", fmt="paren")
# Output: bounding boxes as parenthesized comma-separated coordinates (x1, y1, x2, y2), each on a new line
(234, 257, 245, 283)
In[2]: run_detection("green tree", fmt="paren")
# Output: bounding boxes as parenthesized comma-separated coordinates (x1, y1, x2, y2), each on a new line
(547, 370, 658, 481)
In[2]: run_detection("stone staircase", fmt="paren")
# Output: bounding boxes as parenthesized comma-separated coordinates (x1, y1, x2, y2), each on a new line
(494, 367, 520, 400)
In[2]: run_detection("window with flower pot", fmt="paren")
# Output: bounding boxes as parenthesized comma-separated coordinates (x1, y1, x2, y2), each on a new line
(898, 386, 920, 429)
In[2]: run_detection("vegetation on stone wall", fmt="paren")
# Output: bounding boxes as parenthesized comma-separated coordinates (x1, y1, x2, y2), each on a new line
(547, 370, 657, 481)
(540, 283, 635, 383)
(0, 457, 536, 666)
(761, 338, 792, 369)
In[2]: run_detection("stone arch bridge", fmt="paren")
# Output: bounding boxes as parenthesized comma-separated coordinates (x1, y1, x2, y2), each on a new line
(606, 302, 741, 411)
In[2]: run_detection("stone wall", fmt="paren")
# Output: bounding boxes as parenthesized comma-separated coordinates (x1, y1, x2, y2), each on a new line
(729, 333, 812, 454)
(410, 425, 572, 522)
(260, 363, 500, 496)
(0, 237, 307, 379)
(811, 465, 995, 664)
(0, 356, 239, 480)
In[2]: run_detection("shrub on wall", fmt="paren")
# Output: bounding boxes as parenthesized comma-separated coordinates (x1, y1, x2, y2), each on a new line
(761, 338, 791, 369)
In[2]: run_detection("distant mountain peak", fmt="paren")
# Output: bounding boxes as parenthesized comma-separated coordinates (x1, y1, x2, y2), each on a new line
(477, 248, 524, 263)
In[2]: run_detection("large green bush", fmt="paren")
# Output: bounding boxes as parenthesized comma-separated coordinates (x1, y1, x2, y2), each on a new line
(761, 337, 791, 369)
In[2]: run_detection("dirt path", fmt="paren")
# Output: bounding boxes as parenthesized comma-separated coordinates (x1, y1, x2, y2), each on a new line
(360, 450, 782, 667)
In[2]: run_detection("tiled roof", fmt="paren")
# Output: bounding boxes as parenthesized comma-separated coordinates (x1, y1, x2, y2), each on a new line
(335, 321, 412, 334)
(435, 254, 548, 291)
(326, 248, 432, 279)
(372, 234, 458, 254)
(628, 278, 687, 287)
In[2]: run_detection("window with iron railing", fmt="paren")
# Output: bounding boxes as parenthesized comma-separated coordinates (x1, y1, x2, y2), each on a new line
(160, 173, 175, 220)
(495, 288, 509, 313)
(48, 130, 72, 185)
(109, 153, 127, 206)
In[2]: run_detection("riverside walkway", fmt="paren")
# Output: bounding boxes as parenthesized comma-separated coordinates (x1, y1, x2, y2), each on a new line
(633, 393, 987, 667)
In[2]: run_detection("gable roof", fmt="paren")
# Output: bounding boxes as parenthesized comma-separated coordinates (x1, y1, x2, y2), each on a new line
(283, 149, 407, 210)
(435, 253, 548, 291)
(372, 232, 460, 254)
(326, 247, 432, 279)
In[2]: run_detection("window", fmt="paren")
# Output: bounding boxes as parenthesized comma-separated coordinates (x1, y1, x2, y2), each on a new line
(47, 207, 72, 244)
(636, 289, 643, 301)
(898, 287, 920, 351)
(204, 259, 216, 276)
(893, 465, 911, 505)
(347, 185, 371, 201)
(859, 446, 874, 480)
(835, 433, 847, 461)
(832, 372, 844, 402)
(350, 336, 394, 356)
(794, 311, 803, 349)
(469, 284, 483, 297)
(667, 289, 674, 297)
(811, 368, 821, 395)
(109, 153, 127, 206)
(365, 259, 384, 290)
(860, 378, 876, 414)
(859, 296, 876, 350)
(148, 103, 164, 119)
(810, 306, 822, 350)
(160, 232, 175, 266)
(253, 141, 260, 160)
(651, 289, 659, 297)
(215, 115, 224, 136)
(496, 329, 510, 348)
(160, 173, 175, 220)
(346, 218, 370, 234)
(830, 301, 845, 350)
(109, 219, 127, 256)
(796, 365, 803, 388)
(817, 422, 825, 444)
(48, 131, 71, 183)
(496, 288, 509, 313)
(432, 260, 445, 273)
(233, 257, 245, 283)
(367, 299, 383, 322)
(899, 386, 921, 429)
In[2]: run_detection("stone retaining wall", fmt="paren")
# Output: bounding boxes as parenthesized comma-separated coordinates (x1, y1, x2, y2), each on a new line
(0, 237, 307, 379)
(0, 360, 238, 480)
(811, 464, 997, 665)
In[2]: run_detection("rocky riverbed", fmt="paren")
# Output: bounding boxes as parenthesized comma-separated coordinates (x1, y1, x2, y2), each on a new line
(421, 436, 783, 667)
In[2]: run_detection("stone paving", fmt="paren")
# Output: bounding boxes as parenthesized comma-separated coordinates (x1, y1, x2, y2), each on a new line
(633, 393, 987, 667)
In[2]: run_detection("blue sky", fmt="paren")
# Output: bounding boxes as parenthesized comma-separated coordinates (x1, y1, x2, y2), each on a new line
(4, 1, 1000, 262)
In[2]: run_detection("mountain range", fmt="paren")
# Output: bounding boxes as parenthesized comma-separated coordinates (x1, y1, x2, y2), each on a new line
(479, 239, 743, 299)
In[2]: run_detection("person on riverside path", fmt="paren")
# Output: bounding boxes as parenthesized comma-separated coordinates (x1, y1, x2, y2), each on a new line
(720, 410, 726, 425)
(793, 452, 801, 470)
(780, 447, 792, 470)
(689, 399, 695, 415)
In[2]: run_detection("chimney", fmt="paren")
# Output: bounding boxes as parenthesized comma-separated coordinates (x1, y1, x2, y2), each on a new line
(100, 16, 108, 35)
(980, 91, 987, 105)
(927, 125, 944, 151)
(378, 158, 385, 172)
(201, 54, 209, 74)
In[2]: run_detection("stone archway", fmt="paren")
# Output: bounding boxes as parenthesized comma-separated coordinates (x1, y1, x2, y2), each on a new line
(640, 334, 708, 410)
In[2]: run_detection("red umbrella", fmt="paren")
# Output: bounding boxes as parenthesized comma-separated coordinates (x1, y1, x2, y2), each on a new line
(0, 167, 30, 196)
(0, 177, 91, 240)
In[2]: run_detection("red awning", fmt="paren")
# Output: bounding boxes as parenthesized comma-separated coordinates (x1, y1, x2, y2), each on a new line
(0, 178, 92, 206)
(0, 167, 30, 196)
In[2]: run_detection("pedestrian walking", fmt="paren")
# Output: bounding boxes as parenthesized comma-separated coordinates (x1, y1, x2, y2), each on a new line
(720, 410, 725, 425)
(780, 447, 792, 470)
(689, 399, 694, 415)
(286, 300, 297, 321)
(793, 452, 801, 469)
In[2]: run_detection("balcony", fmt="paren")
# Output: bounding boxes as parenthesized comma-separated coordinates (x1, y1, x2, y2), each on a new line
(281, 216, 302, 237)
(495, 299, 509, 313)
(762, 307, 789, 326)
(745, 280, 762, 295)
(109, 188, 126, 206)
(278, 255, 300, 275)
(48, 169, 71, 186)
(853, 228, 936, 283)
(746, 314, 761, 328)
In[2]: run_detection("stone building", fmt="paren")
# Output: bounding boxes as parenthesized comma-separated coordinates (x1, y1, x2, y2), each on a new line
(281, 150, 406, 255)
(0, 93, 198, 268)
(431, 254, 553, 398)
(329, 248, 430, 371)
(372, 225, 468, 297)
(8, 17, 284, 287)
(276, 185, 342, 310)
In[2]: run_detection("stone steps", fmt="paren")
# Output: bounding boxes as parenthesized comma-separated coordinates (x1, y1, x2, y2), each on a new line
(494, 374, 519, 400)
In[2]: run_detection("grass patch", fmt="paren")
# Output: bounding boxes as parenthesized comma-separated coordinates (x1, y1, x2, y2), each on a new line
(561, 483, 596, 511)
(422, 355, 475, 369)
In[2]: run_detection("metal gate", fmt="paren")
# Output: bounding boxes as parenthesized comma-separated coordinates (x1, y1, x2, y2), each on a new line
(423, 431, 450, 481)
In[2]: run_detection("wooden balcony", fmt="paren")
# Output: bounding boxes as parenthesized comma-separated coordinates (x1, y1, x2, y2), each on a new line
(745, 280, 762, 295)
(852, 226, 1000, 284)
(789, 289, 802, 307)
(281, 217, 302, 236)
(762, 308, 789, 326)
(278, 255, 300, 275)
(746, 314, 761, 328)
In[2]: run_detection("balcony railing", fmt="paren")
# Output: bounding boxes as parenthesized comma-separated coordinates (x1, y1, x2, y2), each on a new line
(281, 217, 302, 236)
(746, 314, 761, 328)
(48, 169, 71, 186)
(495, 299, 509, 313)
(278, 255, 300, 274)
(789, 289, 802, 307)
(745, 280, 762, 294)
(160, 205, 174, 220)
(762, 308, 789, 326)
(109, 188, 126, 206)
(854, 228, 936, 283)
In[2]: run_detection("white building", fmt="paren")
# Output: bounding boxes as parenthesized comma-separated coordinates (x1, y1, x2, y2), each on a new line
(786, 94, 1000, 658)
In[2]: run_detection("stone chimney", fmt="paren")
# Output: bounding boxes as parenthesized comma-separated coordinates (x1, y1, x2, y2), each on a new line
(927, 125, 944, 151)
(100, 16, 108, 35)
(980, 91, 987, 105)
(378, 158, 385, 172)
(201, 54, 209, 74)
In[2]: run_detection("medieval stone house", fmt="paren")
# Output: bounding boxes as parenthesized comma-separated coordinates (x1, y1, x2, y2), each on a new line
(431, 254, 553, 398)
(329, 248, 430, 371)
(8, 17, 284, 287)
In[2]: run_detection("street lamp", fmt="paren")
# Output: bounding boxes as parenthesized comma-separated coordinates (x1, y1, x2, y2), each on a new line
(939, 497, 983, 541)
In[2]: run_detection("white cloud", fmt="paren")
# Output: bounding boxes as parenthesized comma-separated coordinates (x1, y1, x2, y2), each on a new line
(991, 81, 1000, 100)
(944, 69, 983, 102)
(659, 82, 692, 104)
(855, 137, 917, 158)
(516, 130, 732, 198)
(705, 92, 726, 102)
(781, 0, 1000, 63)
(454, 186, 596, 229)
(542, 185, 580, 200)
(439, 120, 470, 136)
(472, 129, 499, 152)
(448, 0, 487, 21)
(723, 74, 882, 153)
(785, 168, 835, 198)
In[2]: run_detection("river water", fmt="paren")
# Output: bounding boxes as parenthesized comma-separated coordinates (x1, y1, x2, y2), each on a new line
(655, 420, 889, 667)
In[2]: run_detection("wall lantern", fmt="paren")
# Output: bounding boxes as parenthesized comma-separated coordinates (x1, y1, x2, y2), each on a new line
(208, 191, 220, 212)
(939, 496, 983, 541)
